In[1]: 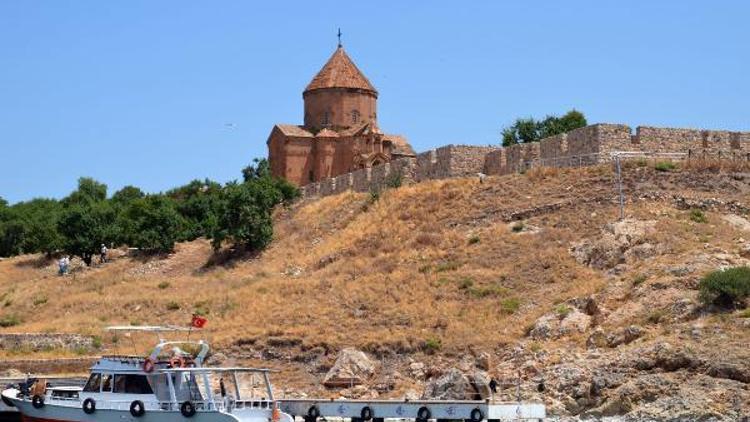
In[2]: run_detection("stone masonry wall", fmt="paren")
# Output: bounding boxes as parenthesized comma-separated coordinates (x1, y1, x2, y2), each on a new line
(635, 126, 750, 157)
(0, 333, 95, 353)
(483, 149, 507, 176)
(301, 123, 750, 198)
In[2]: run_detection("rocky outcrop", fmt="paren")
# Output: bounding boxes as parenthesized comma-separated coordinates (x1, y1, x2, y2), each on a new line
(421, 368, 491, 400)
(322, 348, 375, 388)
(571, 219, 657, 269)
(586, 325, 644, 349)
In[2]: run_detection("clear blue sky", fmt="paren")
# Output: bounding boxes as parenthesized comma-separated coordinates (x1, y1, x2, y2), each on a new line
(1, 1, 748, 204)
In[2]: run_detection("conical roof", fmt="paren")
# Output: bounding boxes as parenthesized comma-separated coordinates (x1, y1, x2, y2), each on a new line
(304, 47, 377, 95)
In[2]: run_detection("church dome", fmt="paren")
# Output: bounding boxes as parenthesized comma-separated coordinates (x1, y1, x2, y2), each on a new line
(304, 47, 377, 95)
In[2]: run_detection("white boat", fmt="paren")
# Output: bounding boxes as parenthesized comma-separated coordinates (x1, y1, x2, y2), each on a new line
(1, 326, 294, 422)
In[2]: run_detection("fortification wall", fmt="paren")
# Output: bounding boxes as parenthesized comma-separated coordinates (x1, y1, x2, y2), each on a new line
(635, 126, 750, 157)
(299, 123, 750, 199)
(352, 167, 371, 192)
(483, 149, 507, 175)
(0, 333, 95, 353)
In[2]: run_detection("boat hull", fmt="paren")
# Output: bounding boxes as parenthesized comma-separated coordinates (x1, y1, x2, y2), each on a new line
(7, 397, 286, 422)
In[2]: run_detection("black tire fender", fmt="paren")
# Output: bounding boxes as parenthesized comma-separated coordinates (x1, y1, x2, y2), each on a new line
(1, 393, 14, 408)
(307, 405, 320, 419)
(361, 406, 373, 421)
(417, 406, 431, 421)
(82, 397, 96, 414)
(470, 407, 483, 422)
(181, 401, 196, 418)
(31, 395, 45, 409)
(130, 400, 146, 417)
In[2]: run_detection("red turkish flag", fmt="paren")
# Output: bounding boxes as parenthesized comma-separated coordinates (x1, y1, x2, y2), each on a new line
(191, 314, 207, 329)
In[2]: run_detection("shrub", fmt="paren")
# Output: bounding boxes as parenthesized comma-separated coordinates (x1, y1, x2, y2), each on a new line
(654, 161, 677, 172)
(434, 261, 461, 272)
(91, 336, 103, 349)
(32, 296, 48, 306)
(647, 309, 667, 324)
(468, 235, 480, 245)
(0, 314, 21, 327)
(633, 274, 647, 286)
(158, 281, 171, 289)
(385, 172, 403, 189)
(554, 304, 571, 318)
(689, 209, 708, 224)
(500, 298, 521, 314)
(422, 337, 442, 354)
(511, 222, 525, 233)
(166, 301, 180, 311)
(699, 266, 750, 308)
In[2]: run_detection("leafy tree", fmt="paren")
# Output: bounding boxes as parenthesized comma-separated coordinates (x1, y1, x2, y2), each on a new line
(210, 181, 275, 251)
(58, 178, 117, 265)
(119, 195, 183, 253)
(0, 220, 25, 257)
(62, 177, 108, 207)
(242, 158, 271, 182)
(111, 186, 145, 208)
(501, 109, 587, 146)
(167, 179, 223, 241)
(13, 199, 63, 255)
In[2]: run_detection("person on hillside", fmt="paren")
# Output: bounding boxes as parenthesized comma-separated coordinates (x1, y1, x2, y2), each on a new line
(63, 255, 70, 274)
(100, 243, 108, 264)
(58, 256, 66, 276)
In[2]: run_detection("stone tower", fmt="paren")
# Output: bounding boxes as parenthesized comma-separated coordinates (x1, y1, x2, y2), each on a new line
(266, 45, 414, 187)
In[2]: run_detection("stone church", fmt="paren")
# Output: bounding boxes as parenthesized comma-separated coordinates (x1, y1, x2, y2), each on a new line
(267, 45, 414, 186)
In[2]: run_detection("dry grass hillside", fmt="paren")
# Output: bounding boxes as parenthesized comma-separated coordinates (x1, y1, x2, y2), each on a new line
(2, 161, 750, 419)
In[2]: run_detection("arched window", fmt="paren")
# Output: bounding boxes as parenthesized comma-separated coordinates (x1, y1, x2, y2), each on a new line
(351, 110, 360, 124)
(321, 111, 330, 126)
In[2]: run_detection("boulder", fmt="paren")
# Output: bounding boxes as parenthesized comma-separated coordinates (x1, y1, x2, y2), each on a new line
(571, 219, 656, 269)
(322, 348, 376, 388)
(422, 368, 469, 400)
(586, 325, 643, 349)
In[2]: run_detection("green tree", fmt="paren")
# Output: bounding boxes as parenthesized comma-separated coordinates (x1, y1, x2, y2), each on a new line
(62, 177, 108, 207)
(501, 109, 587, 146)
(119, 195, 183, 253)
(111, 186, 145, 208)
(14, 198, 64, 255)
(58, 178, 117, 265)
(167, 179, 223, 241)
(242, 158, 271, 182)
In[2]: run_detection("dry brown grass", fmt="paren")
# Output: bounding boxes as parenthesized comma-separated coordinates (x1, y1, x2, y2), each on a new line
(0, 164, 748, 369)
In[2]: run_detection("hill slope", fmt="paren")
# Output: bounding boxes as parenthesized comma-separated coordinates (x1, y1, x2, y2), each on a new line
(2, 163, 750, 419)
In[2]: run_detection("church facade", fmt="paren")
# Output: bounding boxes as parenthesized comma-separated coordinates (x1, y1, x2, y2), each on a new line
(267, 46, 414, 186)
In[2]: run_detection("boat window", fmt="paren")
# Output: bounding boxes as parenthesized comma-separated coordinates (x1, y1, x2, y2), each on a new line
(113, 375, 154, 394)
(101, 374, 113, 392)
(51, 389, 79, 399)
(83, 373, 101, 392)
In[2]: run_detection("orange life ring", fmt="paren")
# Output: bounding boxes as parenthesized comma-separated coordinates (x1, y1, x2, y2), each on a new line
(142, 358, 155, 373)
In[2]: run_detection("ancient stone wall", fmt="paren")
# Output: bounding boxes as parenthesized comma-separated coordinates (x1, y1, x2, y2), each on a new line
(444, 145, 499, 177)
(390, 157, 417, 184)
(539, 133, 568, 163)
(415, 150, 437, 182)
(635, 126, 750, 157)
(332, 173, 352, 195)
(299, 123, 750, 200)
(351, 168, 371, 192)
(483, 149, 507, 175)
(0, 333, 95, 353)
